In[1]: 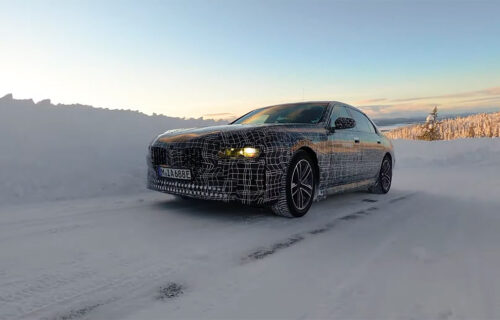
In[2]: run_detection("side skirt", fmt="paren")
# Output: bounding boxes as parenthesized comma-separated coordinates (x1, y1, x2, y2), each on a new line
(326, 178, 376, 196)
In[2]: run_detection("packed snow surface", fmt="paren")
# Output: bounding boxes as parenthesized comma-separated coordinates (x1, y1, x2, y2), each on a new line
(1, 138, 500, 319)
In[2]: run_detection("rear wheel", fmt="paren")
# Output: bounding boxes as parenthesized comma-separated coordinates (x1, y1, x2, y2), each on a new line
(271, 150, 315, 218)
(370, 155, 392, 194)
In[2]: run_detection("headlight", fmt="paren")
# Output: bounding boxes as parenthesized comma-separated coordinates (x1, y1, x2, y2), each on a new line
(218, 147, 261, 159)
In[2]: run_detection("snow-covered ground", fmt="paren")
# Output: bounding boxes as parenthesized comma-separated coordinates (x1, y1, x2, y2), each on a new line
(1, 138, 500, 320)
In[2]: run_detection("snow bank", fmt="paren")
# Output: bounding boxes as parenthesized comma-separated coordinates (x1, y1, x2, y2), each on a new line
(0, 94, 225, 205)
(393, 138, 500, 201)
(393, 138, 500, 168)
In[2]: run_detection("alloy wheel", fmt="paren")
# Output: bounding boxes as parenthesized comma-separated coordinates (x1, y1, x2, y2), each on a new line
(290, 159, 314, 210)
(380, 158, 392, 192)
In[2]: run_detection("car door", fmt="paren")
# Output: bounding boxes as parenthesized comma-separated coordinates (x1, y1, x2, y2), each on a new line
(326, 105, 359, 187)
(347, 108, 383, 180)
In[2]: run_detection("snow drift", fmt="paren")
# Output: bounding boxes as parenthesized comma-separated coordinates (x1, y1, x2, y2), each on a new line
(0, 94, 225, 205)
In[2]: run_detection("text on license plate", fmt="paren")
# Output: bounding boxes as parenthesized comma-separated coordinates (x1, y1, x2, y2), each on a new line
(158, 167, 192, 180)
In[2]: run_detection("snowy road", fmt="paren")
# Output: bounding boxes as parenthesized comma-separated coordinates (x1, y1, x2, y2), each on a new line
(1, 139, 500, 319)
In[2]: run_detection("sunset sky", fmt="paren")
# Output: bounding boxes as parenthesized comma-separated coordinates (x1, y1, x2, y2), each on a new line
(1, 0, 500, 119)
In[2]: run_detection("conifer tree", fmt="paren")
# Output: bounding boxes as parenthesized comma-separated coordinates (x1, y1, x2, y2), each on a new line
(418, 106, 441, 140)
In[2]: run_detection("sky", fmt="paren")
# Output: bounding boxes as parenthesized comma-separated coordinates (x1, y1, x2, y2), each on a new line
(1, 0, 500, 119)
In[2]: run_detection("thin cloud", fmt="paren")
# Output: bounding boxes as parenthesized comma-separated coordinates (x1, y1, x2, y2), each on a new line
(356, 98, 387, 104)
(360, 103, 439, 117)
(458, 96, 500, 104)
(392, 86, 500, 102)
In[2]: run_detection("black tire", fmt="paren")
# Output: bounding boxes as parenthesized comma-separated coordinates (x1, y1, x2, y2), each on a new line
(271, 150, 316, 218)
(370, 155, 392, 194)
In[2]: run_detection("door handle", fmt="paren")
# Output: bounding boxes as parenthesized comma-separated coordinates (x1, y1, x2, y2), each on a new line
(354, 137, 360, 143)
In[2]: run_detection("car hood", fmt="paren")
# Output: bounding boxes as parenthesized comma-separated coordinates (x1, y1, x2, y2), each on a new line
(154, 123, 317, 144)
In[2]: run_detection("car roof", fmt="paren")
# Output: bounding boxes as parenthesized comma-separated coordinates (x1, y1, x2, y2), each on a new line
(265, 101, 363, 112)
(267, 101, 337, 107)
(266, 101, 358, 107)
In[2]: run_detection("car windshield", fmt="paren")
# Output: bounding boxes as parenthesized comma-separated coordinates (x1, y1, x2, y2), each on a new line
(232, 103, 328, 125)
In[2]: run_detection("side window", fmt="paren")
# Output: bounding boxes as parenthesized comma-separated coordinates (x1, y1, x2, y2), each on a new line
(366, 118, 377, 133)
(329, 106, 352, 128)
(349, 109, 375, 133)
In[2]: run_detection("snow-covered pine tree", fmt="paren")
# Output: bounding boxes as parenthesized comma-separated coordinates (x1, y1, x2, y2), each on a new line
(417, 106, 441, 140)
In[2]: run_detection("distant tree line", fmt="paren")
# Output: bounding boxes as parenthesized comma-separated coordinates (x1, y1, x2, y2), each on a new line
(385, 108, 500, 140)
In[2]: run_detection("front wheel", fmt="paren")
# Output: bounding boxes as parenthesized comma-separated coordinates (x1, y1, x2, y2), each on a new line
(271, 150, 315, 218)
(370, 155, 392, 194)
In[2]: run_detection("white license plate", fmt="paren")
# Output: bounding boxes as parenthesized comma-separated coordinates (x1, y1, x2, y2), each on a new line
(158, 167, 192, 180)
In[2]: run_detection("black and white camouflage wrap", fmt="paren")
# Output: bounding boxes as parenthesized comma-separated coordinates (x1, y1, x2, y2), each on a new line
(147, 102, 394, 210)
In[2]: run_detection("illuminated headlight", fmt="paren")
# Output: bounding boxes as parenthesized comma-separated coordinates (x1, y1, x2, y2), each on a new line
(218, 147, 261, 159)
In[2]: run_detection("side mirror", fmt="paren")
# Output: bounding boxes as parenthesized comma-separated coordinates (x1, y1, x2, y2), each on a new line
(334, 117, 356, 130)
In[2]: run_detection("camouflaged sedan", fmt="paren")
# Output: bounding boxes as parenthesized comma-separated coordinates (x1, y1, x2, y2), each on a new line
(147, 102, 394, 217)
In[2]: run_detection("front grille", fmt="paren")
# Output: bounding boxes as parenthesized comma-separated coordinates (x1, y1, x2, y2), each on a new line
(150, 145, 203, 168)
(151, 146, 167, 165)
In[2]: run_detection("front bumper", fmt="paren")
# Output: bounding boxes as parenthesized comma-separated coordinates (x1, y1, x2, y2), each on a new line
(148, 175, 234, 201)
(147, 149, 272, 205)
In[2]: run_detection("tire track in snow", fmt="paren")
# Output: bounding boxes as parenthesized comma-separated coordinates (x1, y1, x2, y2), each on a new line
(389, 194, 411, 203)
(320, 192, 428, 318)
(14, 262, 177, 320)
(242, 193, 415, 263)
(50, 303, 104, 320)
(48, 282, 186, 320)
